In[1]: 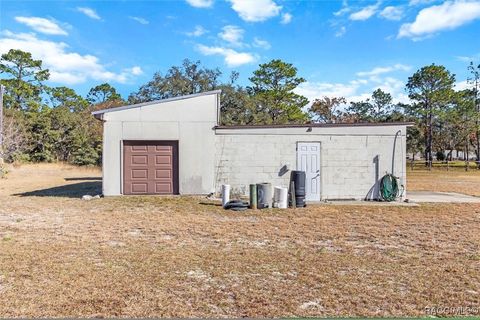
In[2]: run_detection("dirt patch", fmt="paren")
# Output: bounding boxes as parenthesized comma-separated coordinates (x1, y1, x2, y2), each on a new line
(0, 164, 479, 317)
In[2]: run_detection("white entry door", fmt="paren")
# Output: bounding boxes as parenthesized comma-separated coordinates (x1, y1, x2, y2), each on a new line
(297, 142, 321, 201)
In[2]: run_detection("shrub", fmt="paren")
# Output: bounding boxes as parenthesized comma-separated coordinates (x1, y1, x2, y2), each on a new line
(436, 151, 446, 161)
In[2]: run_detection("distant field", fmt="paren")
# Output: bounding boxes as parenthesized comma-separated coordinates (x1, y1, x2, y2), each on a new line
(408, 166, 480, 197)
(0, 163, 479, 318)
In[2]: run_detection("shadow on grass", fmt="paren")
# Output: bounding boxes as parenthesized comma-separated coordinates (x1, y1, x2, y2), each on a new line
(199, 201, 222, 207)
(14, 181, 102, 198)
(64, 177, 102, 181)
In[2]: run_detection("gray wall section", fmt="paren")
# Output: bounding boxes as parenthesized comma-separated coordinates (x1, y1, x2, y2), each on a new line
(214, 126, 407, 201)
(101, 94, 218, 196)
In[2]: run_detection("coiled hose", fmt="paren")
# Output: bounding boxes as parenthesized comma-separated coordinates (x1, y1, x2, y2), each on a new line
(380, 174, 399, 202)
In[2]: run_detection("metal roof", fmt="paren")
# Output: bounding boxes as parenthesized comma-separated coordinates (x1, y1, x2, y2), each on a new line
(91, 89, 222, 116)
(214, 122, 415, 129)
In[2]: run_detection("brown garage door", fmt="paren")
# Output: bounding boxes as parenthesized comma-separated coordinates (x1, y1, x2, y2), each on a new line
(123, 141, 179, 195)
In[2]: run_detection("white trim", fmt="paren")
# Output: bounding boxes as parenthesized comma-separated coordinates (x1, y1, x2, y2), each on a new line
(120, 140, 124, 195)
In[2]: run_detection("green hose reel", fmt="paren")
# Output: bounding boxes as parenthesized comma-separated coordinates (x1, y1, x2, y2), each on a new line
(380, 174, 402, 202)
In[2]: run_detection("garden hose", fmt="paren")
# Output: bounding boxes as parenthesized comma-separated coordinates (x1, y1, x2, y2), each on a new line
(380, 174, 400, 202)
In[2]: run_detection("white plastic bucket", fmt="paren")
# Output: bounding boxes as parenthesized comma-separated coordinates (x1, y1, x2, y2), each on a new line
(273, 186, 288, 209)
(221, 184, 231, 207)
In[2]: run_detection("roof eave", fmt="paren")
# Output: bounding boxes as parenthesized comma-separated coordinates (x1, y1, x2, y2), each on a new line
(214, 122, 415, 130)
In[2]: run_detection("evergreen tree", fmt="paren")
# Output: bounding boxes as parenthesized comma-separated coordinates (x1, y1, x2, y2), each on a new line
(347, 89, 394, 122)
(0, 49, 49, 111)
(406, 64, 455, 167)
(247, 59, 309, 124)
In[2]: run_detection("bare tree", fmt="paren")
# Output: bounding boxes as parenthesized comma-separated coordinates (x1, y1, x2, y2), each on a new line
(467, 62, 480, 167)
(1, 112, 27, 162)
(309, 96, 346, 123)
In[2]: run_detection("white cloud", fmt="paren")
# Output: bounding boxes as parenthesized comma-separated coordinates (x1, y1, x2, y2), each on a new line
(186, 0, 214, 8)
(334, 7, 351, 16)
(456, 53, 480, 62)
(351, 79, 369, 85)
(48, 71, 86, 84)
(379, 6, 404, 20)
(296, 63, 412, 105)
(374, 76, 410, 103)
(187, 0, 213, 8)
(253, 37, 271, 49)
(399, 0, 480, 39)
(228, 0, 282, 22)
(186, 25, 207, 37)
(456, 55, 473, 62)
(349, 4, 380, 21)
(335, 26, 347, 37)
(196, 44, 256, 67)
(334, 0, 351, 16)
(409, 0, 436, 6)
(281, 13, 292, 24)
(455, 80, 471, 90)
(0, 31, 140, 85)
(129, 16, 149, 25)
(218, 25, 244, 45)
(356, 64, 411, 77)
(296, 78, 410, 105)
(129, 66, 143, 76)
(296, 81, 361, 102)
(77, 7, 101, 20)
(15, 17, 68, 35)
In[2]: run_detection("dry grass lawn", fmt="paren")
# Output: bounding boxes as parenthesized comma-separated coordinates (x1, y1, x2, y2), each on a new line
(0, 164, 479, 318)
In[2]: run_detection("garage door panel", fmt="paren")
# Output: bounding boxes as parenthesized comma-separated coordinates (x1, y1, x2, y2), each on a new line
(131, 183, 148, 194)
(155, 183, 172, 194)
(156, 155, 172, 165)
(155, 169, 171, 179)
(131, 145, 148, 151)
(131, 169, 148, 179)
(155, 145, 172, 152)
(124, 141, 178, 195)
(131, 155, 148, 165)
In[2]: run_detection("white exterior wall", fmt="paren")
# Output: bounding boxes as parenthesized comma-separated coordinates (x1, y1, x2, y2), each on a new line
(100, 93, 218, 196)
(214, 126, 407, 201)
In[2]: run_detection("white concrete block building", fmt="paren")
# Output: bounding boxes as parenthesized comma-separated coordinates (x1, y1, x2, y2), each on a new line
(93, 90, 410, 201)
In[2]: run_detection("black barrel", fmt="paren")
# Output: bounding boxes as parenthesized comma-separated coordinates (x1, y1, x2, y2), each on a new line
(290, 171, 306, 196)
(289, 170, 306, 207)
(295, 196, 306, 207)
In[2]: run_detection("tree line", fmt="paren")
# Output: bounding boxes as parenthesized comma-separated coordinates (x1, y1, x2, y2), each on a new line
(0, 49, 479, 167)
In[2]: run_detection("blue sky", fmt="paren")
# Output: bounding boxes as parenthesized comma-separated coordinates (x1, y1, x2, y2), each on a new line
(0, 0, 479, 103)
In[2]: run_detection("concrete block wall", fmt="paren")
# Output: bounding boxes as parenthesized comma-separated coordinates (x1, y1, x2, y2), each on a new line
(215, 135, 295, 196)
(214, 126, 407, 201)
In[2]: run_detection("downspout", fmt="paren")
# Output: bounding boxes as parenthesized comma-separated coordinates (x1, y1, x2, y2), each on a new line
(391, 130, 401, 175)
(391, 129, 405, 199)
(216, 92, 221, 126)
